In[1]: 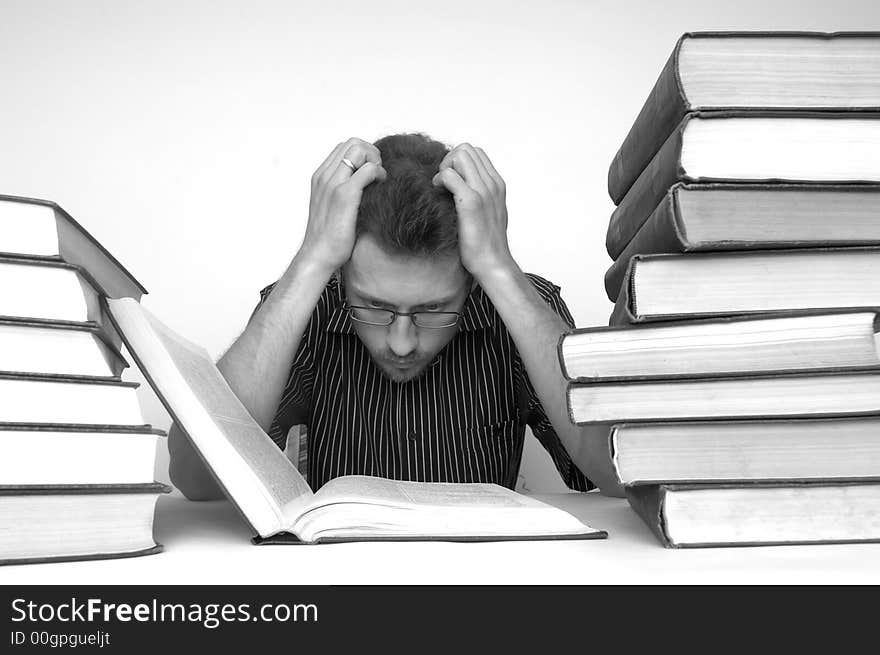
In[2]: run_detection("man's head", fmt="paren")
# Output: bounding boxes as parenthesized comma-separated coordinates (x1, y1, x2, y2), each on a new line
(342, 133, 471, 383)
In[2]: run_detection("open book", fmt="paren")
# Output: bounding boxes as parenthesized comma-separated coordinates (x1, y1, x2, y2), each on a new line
(104, 298, 605, 544)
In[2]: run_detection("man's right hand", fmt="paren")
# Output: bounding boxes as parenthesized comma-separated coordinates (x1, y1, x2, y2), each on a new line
(299, 137, 387, 270)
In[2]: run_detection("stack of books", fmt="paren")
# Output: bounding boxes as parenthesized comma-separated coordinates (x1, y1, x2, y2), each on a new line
(0, 194, 168, 565)
(563, 32, 880, 547)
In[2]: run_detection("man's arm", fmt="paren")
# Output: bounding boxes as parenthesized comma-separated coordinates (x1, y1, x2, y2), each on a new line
(168, 138, 387, 500)
(433, 144, 624, 496)
(476, 265, 623, 495)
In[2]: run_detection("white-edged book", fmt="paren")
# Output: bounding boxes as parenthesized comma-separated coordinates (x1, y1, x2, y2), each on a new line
(0, 194, 145, 301)
(105, 298, 606, 544)
(0, 319, 127, 378)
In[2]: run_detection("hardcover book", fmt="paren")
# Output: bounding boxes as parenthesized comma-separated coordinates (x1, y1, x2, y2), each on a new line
(0, 372, 146, 426)
(608, 32, 880, 204)
(0, 484, 168, 565)
(560, 310, 880, 381)
(0, 424, 165, 485)
(0, 194, 145, 300)
(0, 318, 127, 378)
(566, 369, 880, 424)
(105, 298, 606, 544)
(605, 417, 880, 485)
(627, 481, 880, 548)
(0, 256, 109, 324)
(604, 183, 880, 301)
(606, 112, 880, 259)
(610, 247, 880, 325)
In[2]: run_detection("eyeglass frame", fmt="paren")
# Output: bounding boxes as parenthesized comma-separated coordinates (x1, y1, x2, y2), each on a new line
(342, 302, 462, 329)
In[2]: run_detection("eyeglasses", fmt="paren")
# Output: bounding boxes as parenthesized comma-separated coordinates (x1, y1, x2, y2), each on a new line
(344, 303, 461, 329)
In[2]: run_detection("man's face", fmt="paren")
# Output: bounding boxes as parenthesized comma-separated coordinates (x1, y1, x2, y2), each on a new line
(342, 234, 472, 383)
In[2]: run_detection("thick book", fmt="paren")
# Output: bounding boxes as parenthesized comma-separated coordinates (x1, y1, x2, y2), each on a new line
(606, 112, 880, 259)
(627, 481, 880, 548)
(566, 369, 880, 424)
(0, 483, 168, 565)
(0, 256, 109, 324)
(0, 372, 146, 426)
(105, 298, 606, 544)
(0, 194, 145, 300)
(0, 424, 164, 485)
(560, 310, 880, 381)
(0, 318, 127, 378)
(607, 417, 880, 485)
(608, 32, 880, 205)
(610, 247, 880, 325)
(604, 183, 880, 301)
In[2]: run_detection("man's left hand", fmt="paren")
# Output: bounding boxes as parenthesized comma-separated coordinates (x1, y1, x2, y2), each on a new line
(432, 144, 514, 280)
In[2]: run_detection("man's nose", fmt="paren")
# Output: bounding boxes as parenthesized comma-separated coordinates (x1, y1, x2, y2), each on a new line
(387, 315, 418, 357)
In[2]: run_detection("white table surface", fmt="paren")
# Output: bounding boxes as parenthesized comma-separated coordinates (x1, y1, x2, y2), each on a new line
(4, 491, 880, 584)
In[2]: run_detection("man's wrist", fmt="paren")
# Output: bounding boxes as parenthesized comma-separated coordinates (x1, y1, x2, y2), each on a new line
(469, 253, 520, 290)
(470, 254, 524, 297)
(283, 248, 339, 289)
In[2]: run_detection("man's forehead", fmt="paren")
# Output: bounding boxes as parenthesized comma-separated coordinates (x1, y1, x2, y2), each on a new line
(344, 235, 469, 304)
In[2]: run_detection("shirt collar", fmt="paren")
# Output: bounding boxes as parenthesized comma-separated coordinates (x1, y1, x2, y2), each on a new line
(326, 276, 496, 334)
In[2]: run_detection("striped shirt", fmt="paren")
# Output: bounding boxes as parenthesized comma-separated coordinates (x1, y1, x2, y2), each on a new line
(255, 273, 594, 492)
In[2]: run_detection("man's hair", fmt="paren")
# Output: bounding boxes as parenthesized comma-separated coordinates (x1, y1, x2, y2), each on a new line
(355, 133, 458, 257)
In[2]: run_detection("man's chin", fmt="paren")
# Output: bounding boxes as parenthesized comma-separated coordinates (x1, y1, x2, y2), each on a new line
(378, 361, 429, 383)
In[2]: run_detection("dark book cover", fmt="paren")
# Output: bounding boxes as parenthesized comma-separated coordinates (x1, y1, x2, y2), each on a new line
(253, 530, 608, 545)
(0, 370, 137, 386)
(0, 422, 165, 436)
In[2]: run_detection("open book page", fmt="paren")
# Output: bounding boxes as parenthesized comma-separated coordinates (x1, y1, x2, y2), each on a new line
(105, 299, 314, 537)
(292, 475, 599, 542)
(307, 475, 543, 509)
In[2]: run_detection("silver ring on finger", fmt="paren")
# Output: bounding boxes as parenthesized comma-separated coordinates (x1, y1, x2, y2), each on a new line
(341, 158, 357, 173)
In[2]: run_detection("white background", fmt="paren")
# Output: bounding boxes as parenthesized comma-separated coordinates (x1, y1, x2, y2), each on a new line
(2, 0, 879, 491)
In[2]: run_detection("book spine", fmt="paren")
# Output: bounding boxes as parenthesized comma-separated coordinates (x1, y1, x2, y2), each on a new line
(607, 39, 690, 205)
(624, 484, 674, 548)
(608, 258, 641, 326)
(604, 188, 686, 301)
(606, 119, 688, 259)
(557, 329, 573, 380)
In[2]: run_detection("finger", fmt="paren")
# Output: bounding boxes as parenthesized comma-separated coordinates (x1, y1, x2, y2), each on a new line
(438, 147, 455, 172)
(318, 138, 379, 184)
(344, 140, 382, 167)
(328, 142, 383, 186)
(346, 162, 388, 191)
(457, 144, 495, 191)
(327, 163, 386, 214)
(473, 146, 505, 190)
(441, 147, 488, 194)
(432, 167, 479, 206)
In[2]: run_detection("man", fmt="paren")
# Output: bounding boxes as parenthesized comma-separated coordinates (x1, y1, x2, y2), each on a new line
(169, 133, 621, 499)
